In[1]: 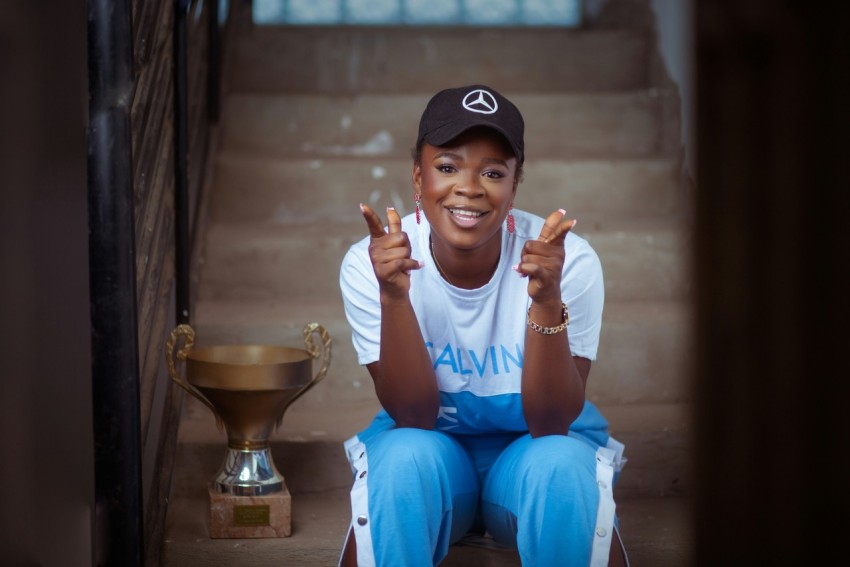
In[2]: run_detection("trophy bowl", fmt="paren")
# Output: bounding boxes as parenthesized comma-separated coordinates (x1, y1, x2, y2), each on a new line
(167, 323, 331, 498)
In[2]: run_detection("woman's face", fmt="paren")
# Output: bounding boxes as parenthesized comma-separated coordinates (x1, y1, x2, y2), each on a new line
(413, 127, 518, 252)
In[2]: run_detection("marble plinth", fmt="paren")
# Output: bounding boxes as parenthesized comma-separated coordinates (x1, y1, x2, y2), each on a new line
(208, 484, 292, 538)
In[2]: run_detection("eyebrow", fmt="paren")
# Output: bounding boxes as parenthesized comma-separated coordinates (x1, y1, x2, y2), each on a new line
(432, 152, 510, 168)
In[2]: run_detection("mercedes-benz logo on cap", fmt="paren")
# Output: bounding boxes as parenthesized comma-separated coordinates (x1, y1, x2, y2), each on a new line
(462, 89, 498, 115)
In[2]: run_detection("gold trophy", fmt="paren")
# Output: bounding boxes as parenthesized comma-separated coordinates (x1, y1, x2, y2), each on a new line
(166, 322, 331, 538)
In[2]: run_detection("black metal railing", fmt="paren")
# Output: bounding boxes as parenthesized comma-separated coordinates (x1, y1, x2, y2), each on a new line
(87, 0, 223, 563)
(86, 0, 143, 564)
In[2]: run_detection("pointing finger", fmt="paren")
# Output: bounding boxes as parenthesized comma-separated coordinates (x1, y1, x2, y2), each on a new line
(546, 217, 577, 248)
(537, 209, 567, 243)
(360, 203, 387, 238)
(386, 206, 402, 234)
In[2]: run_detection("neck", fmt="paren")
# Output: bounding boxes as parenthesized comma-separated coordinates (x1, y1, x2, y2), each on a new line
(430, 235, 501, 289)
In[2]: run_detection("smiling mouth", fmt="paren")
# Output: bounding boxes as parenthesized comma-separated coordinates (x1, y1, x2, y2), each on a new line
(447, 207, 487, 228)
(449, 208, 485, 220)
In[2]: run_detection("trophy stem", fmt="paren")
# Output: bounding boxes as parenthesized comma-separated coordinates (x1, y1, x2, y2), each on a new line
(214, 446, 285, 496)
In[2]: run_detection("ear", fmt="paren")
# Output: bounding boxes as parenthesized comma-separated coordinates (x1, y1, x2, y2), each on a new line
(412, 162, 422, 193)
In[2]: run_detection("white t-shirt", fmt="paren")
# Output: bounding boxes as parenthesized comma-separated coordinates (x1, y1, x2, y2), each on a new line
(339, 209, 604, 434)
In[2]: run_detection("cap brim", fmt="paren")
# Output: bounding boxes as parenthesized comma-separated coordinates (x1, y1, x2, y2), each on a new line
(423, 120, 523, 162)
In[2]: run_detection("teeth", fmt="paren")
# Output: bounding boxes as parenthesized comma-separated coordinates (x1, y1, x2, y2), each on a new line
(450, 208, 482, 218)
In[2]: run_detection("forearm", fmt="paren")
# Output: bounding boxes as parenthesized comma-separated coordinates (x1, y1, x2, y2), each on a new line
(373, 298, 440, 429)
(521, 299, 586, 437)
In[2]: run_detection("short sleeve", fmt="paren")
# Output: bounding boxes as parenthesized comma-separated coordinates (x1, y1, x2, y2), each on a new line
(339, 240, 382, 366)
(561, 235, 605, 361)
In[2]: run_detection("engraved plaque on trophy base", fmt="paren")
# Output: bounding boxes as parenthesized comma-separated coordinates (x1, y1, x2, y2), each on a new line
(208, 484, 292, 539)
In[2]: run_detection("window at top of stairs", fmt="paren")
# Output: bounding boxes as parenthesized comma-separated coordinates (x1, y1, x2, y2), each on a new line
(253, 0, 584, 27)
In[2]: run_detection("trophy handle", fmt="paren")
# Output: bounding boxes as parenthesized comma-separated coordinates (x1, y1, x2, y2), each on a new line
(166, 324, 224, 432)
(277, 322, 332, 425)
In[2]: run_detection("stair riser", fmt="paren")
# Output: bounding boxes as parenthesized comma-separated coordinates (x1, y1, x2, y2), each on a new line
(229, 28, 651, 94)
(220, 92, 674, 161)
(607, 422, 691, 498)
(586, 228, 690, 302)
(590, 305, 692, 405)
(193, 301, 690, 407)
(192, 316, 377, 406)
(209, 156, 682, 224)
(198, 223, 689, 302)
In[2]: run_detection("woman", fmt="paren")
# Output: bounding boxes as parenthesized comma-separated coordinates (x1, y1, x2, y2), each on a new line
(338, 85, 627, 566)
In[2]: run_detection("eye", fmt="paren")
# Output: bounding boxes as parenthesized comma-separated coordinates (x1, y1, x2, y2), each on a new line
(436, 164, 457, 174)
(483, 169, 506, 179)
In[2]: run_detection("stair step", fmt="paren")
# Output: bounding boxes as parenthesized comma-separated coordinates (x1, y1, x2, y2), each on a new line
(197, 219, 689, 303)
(165, 402, 690, 567)
(585, 220, 691, 302)
(162, 488, 691, 566)
(209, 154, 683, 224)
(219, 90, 679, 161)
(192, 296, 690, 408)
(172, 393, 689, 506)
(591, 300, 692, 405)
(227, 26, 652, 94)
(191, 298, 376, 406)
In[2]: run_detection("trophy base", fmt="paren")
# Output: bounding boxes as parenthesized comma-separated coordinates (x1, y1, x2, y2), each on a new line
(208, 483, 292, 538)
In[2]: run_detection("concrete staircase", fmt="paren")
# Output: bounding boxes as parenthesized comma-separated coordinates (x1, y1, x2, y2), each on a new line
(162, 1, 693, 565)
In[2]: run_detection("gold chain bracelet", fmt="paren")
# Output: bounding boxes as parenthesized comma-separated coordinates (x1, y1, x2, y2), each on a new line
(527, 302, 570, 335)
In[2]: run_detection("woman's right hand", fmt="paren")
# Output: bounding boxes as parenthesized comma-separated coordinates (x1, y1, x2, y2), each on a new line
(359, 204, 438, 428)
(360, 204, 423, 301)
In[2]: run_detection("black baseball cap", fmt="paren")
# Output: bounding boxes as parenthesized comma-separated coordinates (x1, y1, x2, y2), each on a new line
(416, 85, 525, 164)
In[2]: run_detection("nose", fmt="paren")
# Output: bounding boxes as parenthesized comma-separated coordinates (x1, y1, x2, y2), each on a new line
(453, 171, 484, 198)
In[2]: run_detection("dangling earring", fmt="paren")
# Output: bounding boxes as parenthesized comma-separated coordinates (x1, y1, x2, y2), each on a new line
(414, 193, 422, 224)
(507, 204, 515, 234)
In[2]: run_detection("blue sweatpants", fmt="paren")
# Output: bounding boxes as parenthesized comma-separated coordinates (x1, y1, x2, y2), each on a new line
(341, 403, 624, 567)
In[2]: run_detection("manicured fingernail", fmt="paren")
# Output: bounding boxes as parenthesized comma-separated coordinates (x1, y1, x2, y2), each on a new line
(418, 261, 426, 268)
(571, 219, 578, 228)
(387, 206, 395, 212)
(359, 203, 366, 212)
(512, 264, 519, 272)
(558, 208, 566, 215)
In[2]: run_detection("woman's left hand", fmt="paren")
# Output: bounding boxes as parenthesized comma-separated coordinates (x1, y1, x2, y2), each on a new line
(515, 209, 576, 305)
